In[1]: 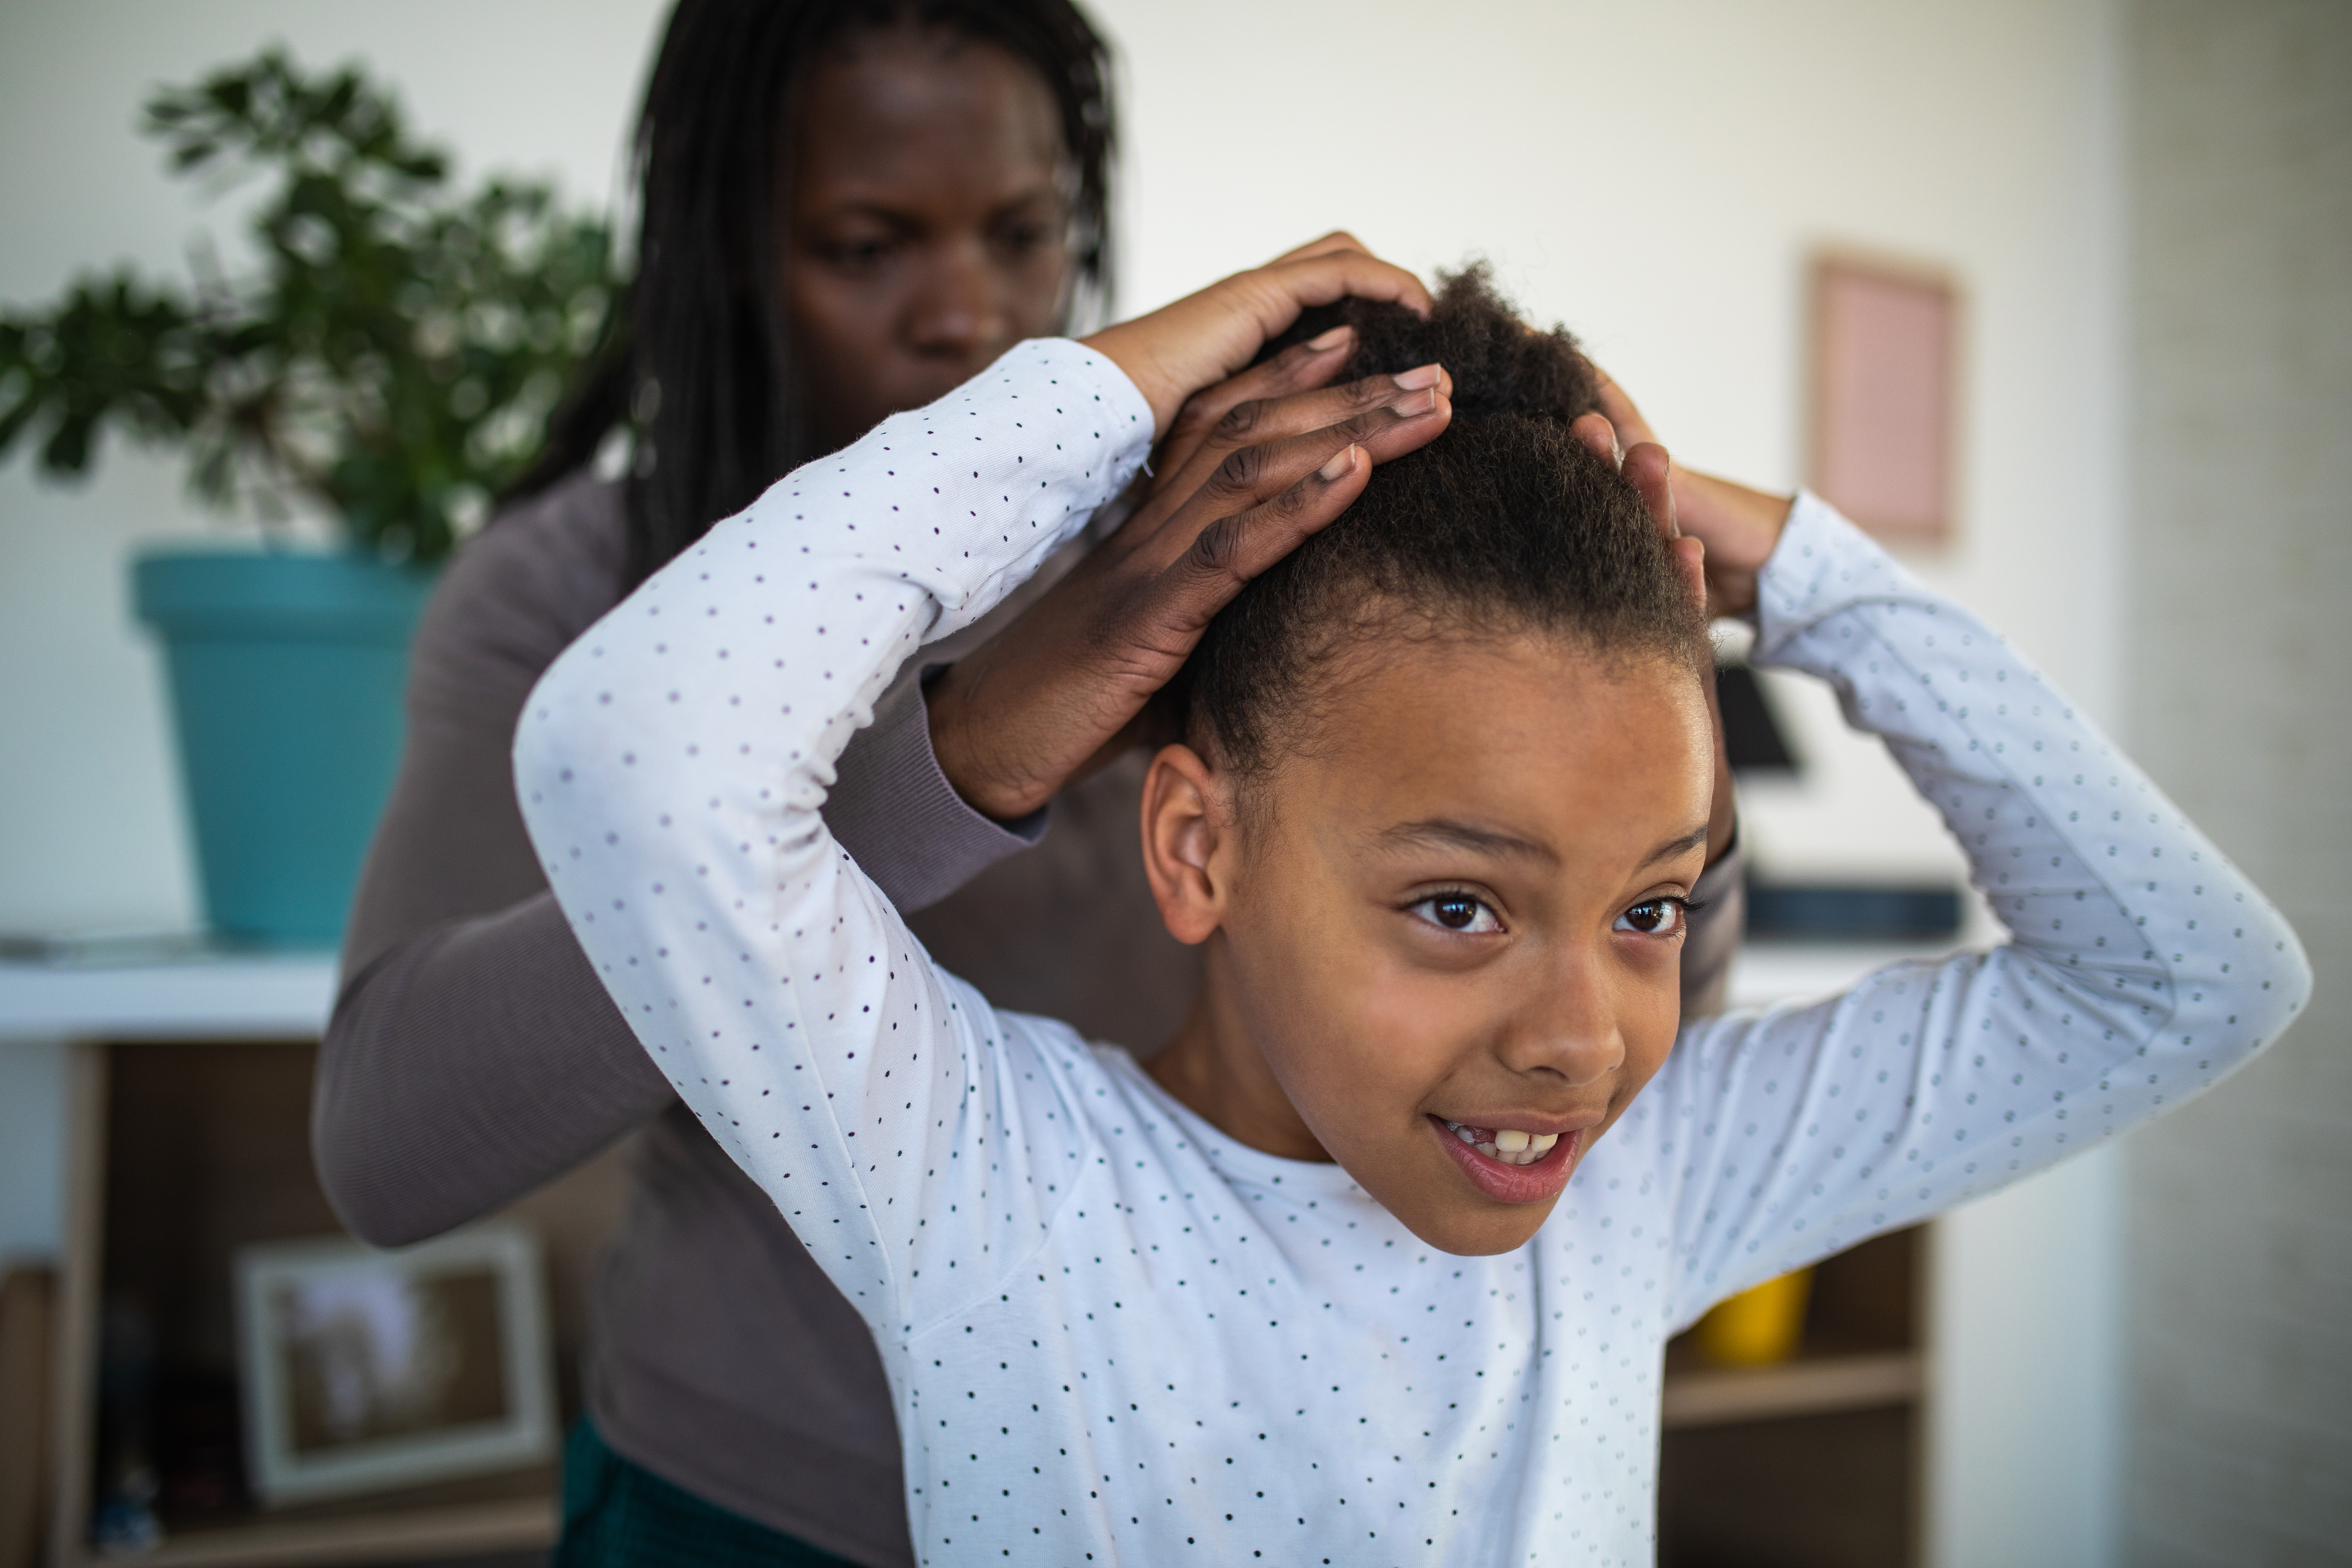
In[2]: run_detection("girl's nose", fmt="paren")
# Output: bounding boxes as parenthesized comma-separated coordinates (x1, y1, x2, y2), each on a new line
(1499, 948, 1627, 1090)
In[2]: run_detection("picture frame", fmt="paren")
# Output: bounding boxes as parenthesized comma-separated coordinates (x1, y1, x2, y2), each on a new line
(232, 1222, 556, 1507)
(1806, 250, 1964, 546)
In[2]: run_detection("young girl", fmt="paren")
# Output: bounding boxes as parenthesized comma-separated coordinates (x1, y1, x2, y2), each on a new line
(515, 262, 2307, 1563)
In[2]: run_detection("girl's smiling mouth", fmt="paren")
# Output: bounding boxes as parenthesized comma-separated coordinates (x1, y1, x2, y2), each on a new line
(1429, 1115, 1583, 1204)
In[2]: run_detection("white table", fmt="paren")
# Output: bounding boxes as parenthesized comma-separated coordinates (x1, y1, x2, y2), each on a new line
(0, 951, 338, 1041)
(0, 935, 1956, 1045)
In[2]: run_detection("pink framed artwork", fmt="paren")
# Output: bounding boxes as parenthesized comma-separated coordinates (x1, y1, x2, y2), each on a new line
(1807, 253, 1962, 546)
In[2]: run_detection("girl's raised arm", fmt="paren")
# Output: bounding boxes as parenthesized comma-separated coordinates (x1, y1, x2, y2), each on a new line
(512, 240, 1438, 1330)
(1645, 496, 2308, 1323)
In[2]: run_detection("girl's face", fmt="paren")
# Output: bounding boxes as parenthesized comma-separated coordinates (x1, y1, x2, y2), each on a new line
(784, 28, 1076, 450)
(1144, 634, 1714, 1257)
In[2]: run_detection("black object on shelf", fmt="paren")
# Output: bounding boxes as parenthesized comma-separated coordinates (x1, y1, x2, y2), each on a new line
(1718, 663, 1798, 774)
(1746, 881, 1962, 940)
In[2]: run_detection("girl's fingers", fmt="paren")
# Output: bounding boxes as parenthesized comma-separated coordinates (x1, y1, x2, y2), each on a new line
(1568, 411, 1622, 468)
(1620, 442, 1680, 540)
(1669, 536, 1707, 612)
(1590, 368, 1660, 448)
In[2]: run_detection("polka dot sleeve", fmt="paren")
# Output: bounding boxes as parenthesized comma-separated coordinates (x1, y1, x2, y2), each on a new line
(1647, 495, 2311, 1323)
(513, 340, 1154, 1326)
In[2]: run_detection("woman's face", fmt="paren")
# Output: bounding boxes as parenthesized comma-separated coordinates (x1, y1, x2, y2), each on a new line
(784, 29, 1077, 450)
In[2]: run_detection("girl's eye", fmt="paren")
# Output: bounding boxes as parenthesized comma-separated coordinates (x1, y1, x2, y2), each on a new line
(1615, 898, 1688, 938)
(1409, 893, 1502, 935)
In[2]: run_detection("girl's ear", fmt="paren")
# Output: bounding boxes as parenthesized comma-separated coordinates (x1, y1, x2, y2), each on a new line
(1140, 742, 1232, 946)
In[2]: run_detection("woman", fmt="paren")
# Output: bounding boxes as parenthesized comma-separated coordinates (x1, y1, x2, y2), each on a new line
(314, 3, 1746, 1563)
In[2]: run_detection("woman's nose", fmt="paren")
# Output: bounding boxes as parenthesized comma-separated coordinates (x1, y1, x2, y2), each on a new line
(905, 239, 1007, 359)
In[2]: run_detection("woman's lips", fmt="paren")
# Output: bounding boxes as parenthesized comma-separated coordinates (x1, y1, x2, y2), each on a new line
(1427, 1114, 1582, 1204)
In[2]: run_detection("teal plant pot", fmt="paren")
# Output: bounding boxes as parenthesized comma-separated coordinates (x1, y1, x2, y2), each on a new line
(133, 550, 435, 948)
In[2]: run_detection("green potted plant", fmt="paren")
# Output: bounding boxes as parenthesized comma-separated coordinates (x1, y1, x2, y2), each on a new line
(0, 52, 618, 946)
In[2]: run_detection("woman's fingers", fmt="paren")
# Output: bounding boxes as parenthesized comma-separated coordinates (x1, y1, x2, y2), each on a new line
(1156, 327, 1358, 484)
(1156, 365, 1452, 506)
(1082, 248, 1430, 432)
(1160, 386, 1449, 556)
(1267, 230, 1374, 265)
(924, 374, 1448, 820)
(1151, 444, 1370, 635)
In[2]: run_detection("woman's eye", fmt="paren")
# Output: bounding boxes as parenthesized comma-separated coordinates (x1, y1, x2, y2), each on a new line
(995, 222, 1057, 255)
(1409, 893, 1502, 935)
(1615, 899, 1687, 937)
(820, 236, 896, 271)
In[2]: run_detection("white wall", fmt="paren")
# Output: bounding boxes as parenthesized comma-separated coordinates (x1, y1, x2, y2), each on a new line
(2120, 4, 2352, 1561)
(0, 0, 670, 937)
(1, 2, 2133, 1560)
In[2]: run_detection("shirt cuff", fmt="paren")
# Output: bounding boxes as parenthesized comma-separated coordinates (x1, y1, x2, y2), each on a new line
(1751, 490, 1924, 665)
(821, 662, 1048, 915)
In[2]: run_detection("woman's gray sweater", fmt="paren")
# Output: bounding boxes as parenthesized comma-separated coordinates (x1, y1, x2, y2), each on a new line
(313, 473, 1745, 1567)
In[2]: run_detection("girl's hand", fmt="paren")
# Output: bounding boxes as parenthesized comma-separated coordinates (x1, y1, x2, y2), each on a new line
(1080, 233, 1432, 435)
(1563, 403, 1745, 868)
(927, 340, 1454, 822)
(1586, 368, 1794, 621)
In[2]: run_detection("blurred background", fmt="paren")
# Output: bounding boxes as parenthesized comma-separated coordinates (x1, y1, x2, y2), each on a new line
(0, 2, 2342, 1566)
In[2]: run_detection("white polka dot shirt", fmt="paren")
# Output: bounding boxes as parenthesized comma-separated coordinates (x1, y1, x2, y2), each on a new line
(516, 339, 2309, 1565)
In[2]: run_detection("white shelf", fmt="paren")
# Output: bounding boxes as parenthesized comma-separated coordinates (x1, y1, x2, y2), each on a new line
(0, 952, 337, 1041)
(0, 936, 1966, 1044)
(1660, 1350, 1925, 1430)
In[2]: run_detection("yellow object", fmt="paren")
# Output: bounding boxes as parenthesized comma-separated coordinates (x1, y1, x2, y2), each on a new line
(1694, 1268, 1815, 1366)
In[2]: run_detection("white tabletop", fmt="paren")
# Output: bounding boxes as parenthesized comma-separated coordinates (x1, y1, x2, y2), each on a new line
(0, 948, 338, 1040)
(0, 935, 1963, 1044)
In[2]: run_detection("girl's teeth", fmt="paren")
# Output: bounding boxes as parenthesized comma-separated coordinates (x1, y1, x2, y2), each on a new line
(1442, 1121, 1564, 1167)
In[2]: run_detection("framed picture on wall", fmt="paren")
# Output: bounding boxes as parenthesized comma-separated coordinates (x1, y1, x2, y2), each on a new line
(233, 1223, 556, 1507)
(1807, 251, 1963, 545)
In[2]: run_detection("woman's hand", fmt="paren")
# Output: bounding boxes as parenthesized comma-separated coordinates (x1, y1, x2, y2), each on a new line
(1587, 369, 1794, 621)
(927, 337, 1454, 821)
(1080, 232, 1432, 435)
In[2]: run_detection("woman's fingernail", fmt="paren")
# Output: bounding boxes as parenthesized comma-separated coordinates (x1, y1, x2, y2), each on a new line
(1308, 325, 1353, 351)
(1318, 445, 1359, 481)
(1391, 387, 1438, 417)
(1393, 363, 1442, 391)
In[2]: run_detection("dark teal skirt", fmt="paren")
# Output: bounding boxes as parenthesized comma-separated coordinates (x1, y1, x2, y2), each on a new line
(557, 1421, 861, 1567)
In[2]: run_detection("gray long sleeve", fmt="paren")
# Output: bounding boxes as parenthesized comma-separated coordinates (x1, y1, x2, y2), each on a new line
(316, 477, 1043, 1246)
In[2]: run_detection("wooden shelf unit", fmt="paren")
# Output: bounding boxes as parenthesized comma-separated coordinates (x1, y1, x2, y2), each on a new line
(1657, 1225, 1928, 1568)
(47, 1037, 620, 1568)
(24, 947, 1942, 1568)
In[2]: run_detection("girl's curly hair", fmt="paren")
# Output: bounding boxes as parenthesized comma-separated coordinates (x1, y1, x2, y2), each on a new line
(1176, 265, 1708, 778)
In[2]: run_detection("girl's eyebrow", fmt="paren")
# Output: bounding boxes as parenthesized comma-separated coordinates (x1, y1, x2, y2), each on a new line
(1374, 820, 1710, 870)
(1375, 819, 1555, 864)
(1639, 824, 1713, 870)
